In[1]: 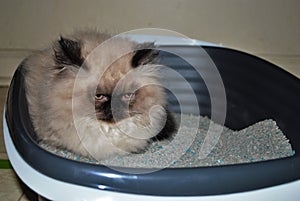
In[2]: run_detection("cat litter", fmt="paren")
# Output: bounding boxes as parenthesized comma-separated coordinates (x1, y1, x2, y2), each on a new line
(39, 113, 295, 168)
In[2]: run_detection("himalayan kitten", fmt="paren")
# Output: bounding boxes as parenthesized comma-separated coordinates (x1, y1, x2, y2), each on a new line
(23, 30, 175, 160)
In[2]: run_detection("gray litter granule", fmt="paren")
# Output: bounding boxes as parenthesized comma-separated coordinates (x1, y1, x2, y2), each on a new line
(39, 114, 295, 168)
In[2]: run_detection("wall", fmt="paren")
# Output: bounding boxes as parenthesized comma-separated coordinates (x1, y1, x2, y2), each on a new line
(0, 0, 299, 84)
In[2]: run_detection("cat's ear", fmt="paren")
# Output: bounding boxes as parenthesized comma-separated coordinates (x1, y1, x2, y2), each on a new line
(54, 36, 84, 67)
(131, 43, 159, 67)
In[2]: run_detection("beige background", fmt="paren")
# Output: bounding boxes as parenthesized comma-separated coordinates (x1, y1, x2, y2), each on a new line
(0, 0, 299, 84)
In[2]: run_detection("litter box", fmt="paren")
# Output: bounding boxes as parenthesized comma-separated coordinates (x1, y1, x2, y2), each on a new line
(3, 34, 300, 200)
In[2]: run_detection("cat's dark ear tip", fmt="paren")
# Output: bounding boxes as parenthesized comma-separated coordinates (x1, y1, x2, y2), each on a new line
(131, 43, 160, 68)
(54, 36, 83, 67)
(58, 36, 74, 48)
(58, 35, 65, 43)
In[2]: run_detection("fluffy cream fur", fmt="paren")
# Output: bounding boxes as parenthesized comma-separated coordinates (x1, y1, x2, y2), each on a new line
(23, 30, 170, 160)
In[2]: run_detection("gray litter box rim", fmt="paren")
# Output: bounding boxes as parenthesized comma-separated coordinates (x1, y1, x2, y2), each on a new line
(5, 46, 300, 196)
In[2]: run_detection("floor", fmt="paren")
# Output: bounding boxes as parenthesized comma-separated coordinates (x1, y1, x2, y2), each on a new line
(0, 87, 39, 201)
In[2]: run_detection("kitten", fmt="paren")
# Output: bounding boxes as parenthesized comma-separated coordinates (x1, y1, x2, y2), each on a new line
(23, 30, 175, 160)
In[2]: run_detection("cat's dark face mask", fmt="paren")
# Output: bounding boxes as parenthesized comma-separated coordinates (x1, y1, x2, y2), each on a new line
(94, 91, 136, 123)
